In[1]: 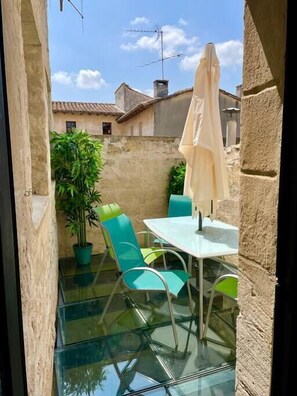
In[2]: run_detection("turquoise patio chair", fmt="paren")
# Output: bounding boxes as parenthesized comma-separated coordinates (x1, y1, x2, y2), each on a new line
(168, 194, 192, 217)
(154, 195, 192, 249)
(97, 213, 194, 348)
(93, 203, 166, 285)
(154, 194, 193, 270)
(203, 273, 238, 339)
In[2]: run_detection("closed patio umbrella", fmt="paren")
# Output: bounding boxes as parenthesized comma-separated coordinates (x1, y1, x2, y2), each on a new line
(178, 42, 229, 230)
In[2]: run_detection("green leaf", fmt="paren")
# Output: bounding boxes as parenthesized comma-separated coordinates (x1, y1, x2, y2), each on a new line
(50, 129, 104, 245)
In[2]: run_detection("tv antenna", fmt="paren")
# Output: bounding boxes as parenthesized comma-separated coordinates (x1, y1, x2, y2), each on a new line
(60, 0, 84, 20)
(126, 25, 169, 79)
(60, 0, 84, 31)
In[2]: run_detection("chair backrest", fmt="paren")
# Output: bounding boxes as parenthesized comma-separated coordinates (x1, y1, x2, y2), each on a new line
(101, 213, 145, 273)
(93, 203, 123, 259)
(168, 194, 192, 217)
(93, 203, 122, 222)
(214, 274, 238, 300)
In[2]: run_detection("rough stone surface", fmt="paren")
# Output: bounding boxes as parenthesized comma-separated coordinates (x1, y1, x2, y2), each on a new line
(217, 144, 240, 228)
(236, 2, 286, 394)
(240, 174, 279, 273)
(2, 1, 58, 395)
(243, 1, 286, 94)
(240, 88, 282, 174)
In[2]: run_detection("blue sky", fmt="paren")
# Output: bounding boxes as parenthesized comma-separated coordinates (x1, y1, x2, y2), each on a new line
(48, 0, 244, 104)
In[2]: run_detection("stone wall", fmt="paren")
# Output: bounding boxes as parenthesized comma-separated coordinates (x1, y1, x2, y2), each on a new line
(236, 1, 286, 395)
(117, 106, 154, 136)
(57, 136, 240, 259)
(2, 0, 58, 395)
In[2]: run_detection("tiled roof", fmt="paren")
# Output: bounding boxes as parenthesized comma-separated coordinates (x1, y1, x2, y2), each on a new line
(52, 101, 124, 116)
(117, 88, 193, 123)
(117, 87, 241, 123)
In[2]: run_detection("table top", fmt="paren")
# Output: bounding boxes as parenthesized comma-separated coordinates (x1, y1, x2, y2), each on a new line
(144, 216, 238, 259)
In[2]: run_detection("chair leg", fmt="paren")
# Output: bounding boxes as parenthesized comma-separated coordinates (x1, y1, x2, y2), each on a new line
(92, 249, 108, 286)
(202, 290, 216, 339)
(166, 293, 179, 348)
(97, 276, 123, 325)
(186, 281, 195, 314)
(145, 292, 151, 303)
(187, 254, 192, 275)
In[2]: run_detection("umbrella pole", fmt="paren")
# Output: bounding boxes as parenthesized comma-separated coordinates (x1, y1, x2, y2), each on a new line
(198, 211, 203, 231)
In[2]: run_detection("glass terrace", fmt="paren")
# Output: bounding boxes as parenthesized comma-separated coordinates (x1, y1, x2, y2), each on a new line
(54, 252, 238, 395)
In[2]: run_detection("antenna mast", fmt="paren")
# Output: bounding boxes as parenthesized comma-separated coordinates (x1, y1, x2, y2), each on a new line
(126, 26, 166, 79)
(160, 29, 164, 79)
(59, 0, 84, 20)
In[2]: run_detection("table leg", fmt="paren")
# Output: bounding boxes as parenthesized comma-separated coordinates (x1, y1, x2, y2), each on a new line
(187, 254, 192, 274)
(198, 258, 204, 339)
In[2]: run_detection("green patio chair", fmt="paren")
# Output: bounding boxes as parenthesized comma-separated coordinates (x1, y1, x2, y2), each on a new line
(93, 203, 166, 285)
(97, 213, 194, 348)
(203, 273, 238, 339)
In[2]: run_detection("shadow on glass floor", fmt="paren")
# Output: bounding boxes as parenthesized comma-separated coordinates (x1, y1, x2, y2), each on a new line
(55, 255, 237, 395)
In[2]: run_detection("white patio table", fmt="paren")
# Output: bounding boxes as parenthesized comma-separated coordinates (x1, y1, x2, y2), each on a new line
(143, 216, 239, 339)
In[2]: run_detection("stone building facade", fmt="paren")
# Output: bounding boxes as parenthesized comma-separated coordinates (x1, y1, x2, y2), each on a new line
(53, 81, 241, 143)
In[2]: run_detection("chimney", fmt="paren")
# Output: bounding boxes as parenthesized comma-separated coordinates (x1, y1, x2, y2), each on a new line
(154, 80, 169, 98)
(236, 84, 242, 98)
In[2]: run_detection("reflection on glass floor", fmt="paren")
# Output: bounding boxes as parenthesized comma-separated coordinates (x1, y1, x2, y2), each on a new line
(55, 255, 237, 395)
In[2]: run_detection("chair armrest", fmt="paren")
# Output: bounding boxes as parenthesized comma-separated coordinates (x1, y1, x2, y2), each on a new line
(142, 248, 167, 265)
(122, 266, 170, 293)
(135, 230, 160, 246)
(162, 249, 188, 273)
(144, 248, 188, 273)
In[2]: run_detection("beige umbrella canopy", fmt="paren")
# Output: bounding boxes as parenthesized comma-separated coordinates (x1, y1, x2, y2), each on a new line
(178, 42, 229, 229)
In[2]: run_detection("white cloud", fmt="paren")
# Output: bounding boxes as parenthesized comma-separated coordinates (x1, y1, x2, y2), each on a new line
(121, 24, 199, 58)
(130, 17, 149, 25)
(162, 25, 198, 57)
(132, 87, 154, 97)
(144, 88, 154, 97)
(76, 69, 107, 89)
(180, 40, 243, 71)
(215, 40, 243, 67)
(180, 52, 200, 71)
(178, 18, 188, 26)
(120, 42, 138, 51)
(51, 71, 72, 85)
(52, 69, 107, 90)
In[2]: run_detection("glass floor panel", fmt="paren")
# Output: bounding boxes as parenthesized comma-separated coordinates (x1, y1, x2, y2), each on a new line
(59, 254, 117, 277)
(55, 329, 236, 396)
(55, 254, 237, 395)
(58, 292, 198, 346)
(55, 334, 172, 396)
(168, 367, 235, 395)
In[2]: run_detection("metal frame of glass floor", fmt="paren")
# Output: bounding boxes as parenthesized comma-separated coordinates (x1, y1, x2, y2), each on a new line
(54, 254, 237, 396)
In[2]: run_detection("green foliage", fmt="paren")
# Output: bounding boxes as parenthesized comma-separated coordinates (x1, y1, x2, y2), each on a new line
(167, 162, 186, 200)
(50, 129, 104, 247)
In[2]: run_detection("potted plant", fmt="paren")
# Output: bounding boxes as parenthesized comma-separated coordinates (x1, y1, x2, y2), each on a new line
(50, 128, 104, 266)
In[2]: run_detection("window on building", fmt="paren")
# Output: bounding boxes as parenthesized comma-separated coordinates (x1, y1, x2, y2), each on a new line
(102, 122, 112, 135)
(66, 121, 76, 132)
(130, 126, 134, 136)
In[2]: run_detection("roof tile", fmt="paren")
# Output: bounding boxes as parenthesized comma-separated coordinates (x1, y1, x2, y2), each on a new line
(52, 101, 124, 116)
